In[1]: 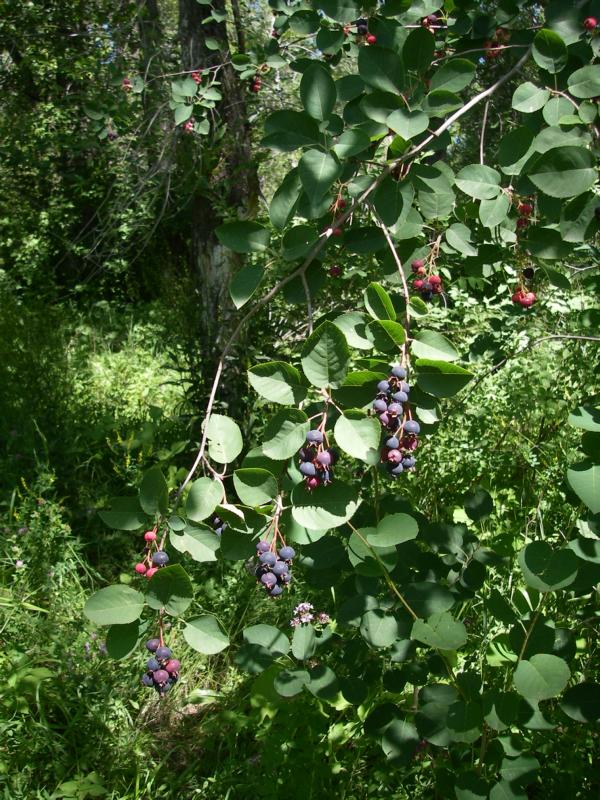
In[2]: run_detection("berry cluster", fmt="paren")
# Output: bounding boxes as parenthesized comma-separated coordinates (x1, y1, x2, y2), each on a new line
(511, 287, 536, 308)
(255, 540, 295, 598)
(141, 639, 180, 696)
(250, 74, 262, 93)
(298, 429, 337, 490)
(183, 119, 194, 134)
(483, 27, 510, 59)
(373, 365, 420, 476)
(515, 197, 534, 230)
(134, 529, 169, 579)
(411, 258, 443, 301)
(420, 13, 439, 32)
(350, 18, 376, 44)
(122, 77, 132, 91)
(191, 70, 202, 85)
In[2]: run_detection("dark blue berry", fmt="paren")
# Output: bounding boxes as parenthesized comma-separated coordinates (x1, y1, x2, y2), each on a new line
(261, 572, 277, 587)
(141, 673, 154, 687)
(272, 560, 289, 576)
(153, 669, 170, 685)
(402, 457, 416, 468)
(403, 420, 420, 434)
(391, 365, 406, 379)
(270, 584, 284, 597)
(155, 646, 171, 660)
(147, 658, 160, 671)
(390, 463, 404, 476)
(259, 551, 277, 567)
(278, 546, 296, 561)
(145, 638, 160, 652)
(386, 436, 400, 449)
(373, 398, 388, 412)
(256, 540, 270, 553)
(152, 551, 169, 566)
(306, 430, 324, 443)
(300, 462, 316, 477)
(400, 382, 410, 393)
(377, 380, 390, 394)
(393, 391, 408, 403)
(387, 403, 403, 416)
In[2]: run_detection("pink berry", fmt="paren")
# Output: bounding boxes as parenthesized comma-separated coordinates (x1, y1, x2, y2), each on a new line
(146, 567, 158, 579)
(584, 17, 597, 31)
(307, 477, 319, 490)
(332, 227, 343, 237)
(144, 530, 157, 541)
(135, 563, 147, 575)
(429, 274, 442, 286)
(366, 34, 377, 44)
(165, 659, 181, 674)
(329, 265, 342, 277)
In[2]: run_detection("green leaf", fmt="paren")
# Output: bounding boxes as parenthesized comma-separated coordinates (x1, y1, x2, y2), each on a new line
(367, 320, 407, 352)
(262, 110, 321, 151)
(184, 615, 230, 654)
(248, 361, 307, 405)
(282, 225, 319, 261)
(244, 624, 290, 656)
(403, 581, 455, 617)
(292, 623, 317, 660)
(229, 263, 264, 309)
(532, 29, 567, 74)
(367, 513, 419, 547)
(300, 63, 336, 121)
(525, 147, 597, 199)
(186, 478, 222, 522)
(518, 541, 578, 592)
(489, 780, 527, 800)
(500, 754, 540, 787)
(170, 527, 220, 562)
(455, 164, 501, 200)
(269, 168, 302, 230)
(289, 9, 320, 33)
(479, 193, 510, 228)
(568, 65, 600, 99)
(513, 654, 570, 701)
(146, 564, 194, 616)
(84, 585, 145, 626)
(344, 227, 386, 253)
(568, 404, 600, 432)
(464, 487, 493, 521)
(348, 528, 397, 576)
(560, 682, 600, 723)
(315, 0, 361, 22)
(233, 469, 277, 506)
(411, 612, 467, 650)
(300, 321, 350, 388)
(333, 312, 374, 350)
(334, 410, 381, 465)
(430, 59, 476, 93)
(306, 664, 340, 702)
(454, 772, 489, 800)
(298, 150, 342, 200)
(446, 223, 477, 256)
(497, 127, 535, 175)
(204, 414, 243, 464)
(291, 481, 360, 529)
(567, 460, 600, 513)
(415, 359, 473, 397)
(423, 90, 463, 116)
(403, 27, 434, 73)
(358, 45, 405, 94)
(411, 331, 459, 362)
(511, 82, 550, 113)
(105, 620, 141, 661)
(364, 282, 396, 321)
(542, 96, 573, 126)
(215, 221, 270, 253)
(332, 128, 371, 159)
(262, 408, 310, 460)
(174, 104, 193, 125)
(447, 700, 482, 743)
(373, 177, 414, 227)
(360, 609, 400, 648)
(274, 668, 310, 697)
(386, 109, 429, 140)
(98, 497, 147, 531)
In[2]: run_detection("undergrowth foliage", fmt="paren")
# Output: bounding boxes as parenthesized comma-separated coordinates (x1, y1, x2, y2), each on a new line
(80, 2, 599, 798)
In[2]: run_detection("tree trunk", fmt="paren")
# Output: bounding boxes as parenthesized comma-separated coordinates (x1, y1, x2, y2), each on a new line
(178, 0, 258, 411)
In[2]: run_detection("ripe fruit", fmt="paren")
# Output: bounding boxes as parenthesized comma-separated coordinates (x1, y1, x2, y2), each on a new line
(255, 541, 295, 597)
(518, 202, 533, 216)
(366, 34, 377, 44)
(329, 265, 342, 277)
(391, 365, 406, 379)
(152, 550, 169, 566)
(256, 540, 271, 553)
(156, 646, 171, 660)
(356, 20, 368, 35)
(332, 227, 343, 236)
(279, 546, 296, 561)
(404, 420, 420, 435)
(583, 17, 597, 31)
(512, 289, 537, 308)
(259, 551, 277, 567)
(516, 217, 529, 230)
(165, 659, 180, 674)
(307, 429, 324, 443)
(147, 658, 160, 671)
(146, 638, 161, 652)
(153, 669, 169, 685)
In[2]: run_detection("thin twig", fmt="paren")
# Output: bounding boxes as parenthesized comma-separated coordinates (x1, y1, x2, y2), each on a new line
(301, 271, 314, 335)
(480, 100, 490, 165)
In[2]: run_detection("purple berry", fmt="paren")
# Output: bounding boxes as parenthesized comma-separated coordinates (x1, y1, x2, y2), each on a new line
(256, 540, 270, 553)
(165, 659, 180, 673)
(272, 560, 289, 576)
(152, 551, 169, 566)
(141, 673, 154, 687)
(393, 391, 408, 403)
(145, 638, 160, 652)
(261, 572, 277, 587)
(300, 462, 316, 476)
(391, 365, 406, 379)
(259, 551, 277, 567)
(156, 646, 171, 660)
(390, 463, 404, 476)
(373, 398, 388, 412)
(377, 380, 390, 394)
(153, 669, 170, 685)
(299, 447, 316, 462)
(147, 658, 160, 671)
(316, 451, 332, 466)
(379, 412, 390, 427)
(402, 457, 416, 468)
(403, 420, 420, 434)
(278, 546, 296, 561)
(387, 449, 403, 463)
(270, 585, 284, 597)
(281, 572, 292, 584)
(400, 382, 410, 393)
(386, 436, 400, 449)
(387, 403, 403, 416)
(306, 430, 324, 443)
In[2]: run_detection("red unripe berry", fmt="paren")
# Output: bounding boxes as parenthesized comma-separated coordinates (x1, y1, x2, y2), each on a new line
(337, 197, 347, 210)
(411, 258, 425, 272)
(516, 217, 529, 229)
(146, 567, 158, 579)
(518, 202, 533, 216)
(122, 78, 132, 90)
(584, 17, 597, 31)
(429, 274, 442, 286)
(251, 84, 261, 93)
(332, 227, 343, 237)
(329, 265, 342, 277)
(191, 71, 202, 84)
(135, 563, 147, 575)
(512, 290, 524, 304)
(307, 477, 319, 490)
(165, 659, 181, 674)
(387, 449, 403, 463)
(144, 530, 157, 542)
(520, 291, 536, 308)
(413, 279, 424, 290)
(366, 34, 377, 44)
